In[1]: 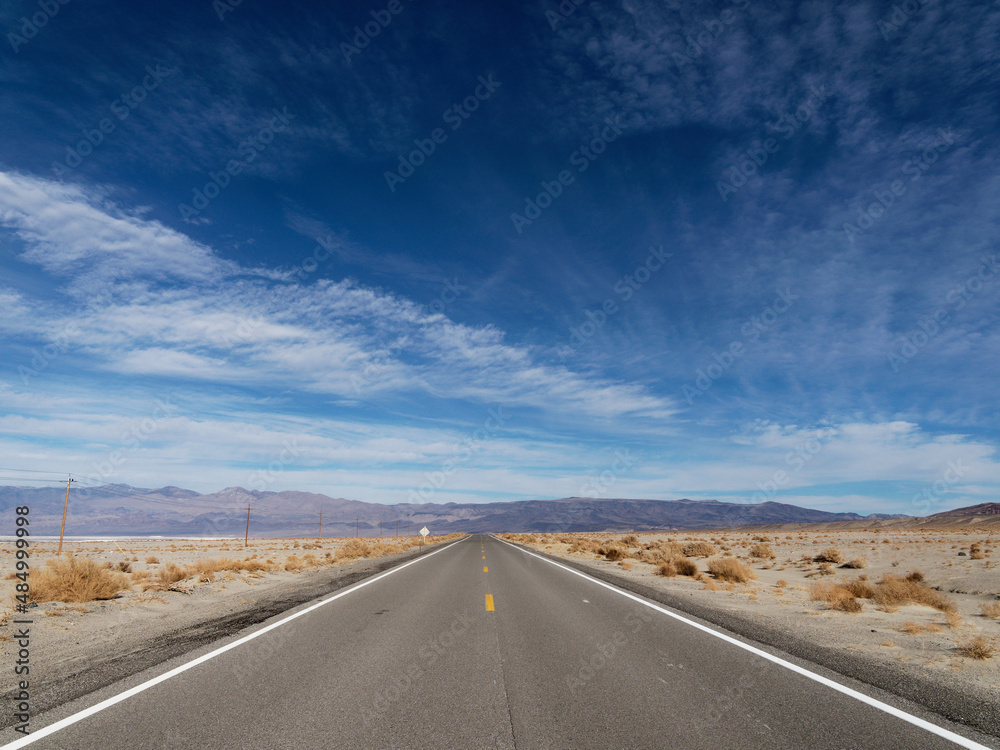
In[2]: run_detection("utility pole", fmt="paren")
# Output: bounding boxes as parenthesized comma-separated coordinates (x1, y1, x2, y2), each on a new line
(318, 509, 322, 540)
(245, 504, 251, 547)
(379, 520, 382, 537)
(396, 520, 398, 538)
(356, 517, 359, 538)
(56, 476, 75, 555)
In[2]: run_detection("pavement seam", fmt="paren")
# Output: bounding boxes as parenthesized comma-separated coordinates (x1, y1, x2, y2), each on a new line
(484, 536, 520, 750)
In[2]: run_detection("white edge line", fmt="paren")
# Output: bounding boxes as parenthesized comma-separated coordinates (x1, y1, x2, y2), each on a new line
(1, 536, 469, 749)
(494, 536, 993, 750)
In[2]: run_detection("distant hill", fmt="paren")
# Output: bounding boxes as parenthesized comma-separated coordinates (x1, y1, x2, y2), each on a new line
(931, 502, 1000, 518)
(750, 501, 1000, 531)
(0, 485, 908, 537)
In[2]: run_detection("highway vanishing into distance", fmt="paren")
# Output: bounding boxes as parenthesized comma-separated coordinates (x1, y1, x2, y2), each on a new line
(2, 535, 995, 749)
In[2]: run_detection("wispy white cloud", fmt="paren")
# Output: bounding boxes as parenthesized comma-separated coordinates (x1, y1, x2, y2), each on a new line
(0, 170, 676, 422)
(0, 171, 231, 283)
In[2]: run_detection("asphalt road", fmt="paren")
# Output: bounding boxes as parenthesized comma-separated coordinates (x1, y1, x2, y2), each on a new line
(2, 535, 995, 749)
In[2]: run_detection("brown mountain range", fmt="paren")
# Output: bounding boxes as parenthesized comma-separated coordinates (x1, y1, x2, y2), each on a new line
(0, 484, 914, 537)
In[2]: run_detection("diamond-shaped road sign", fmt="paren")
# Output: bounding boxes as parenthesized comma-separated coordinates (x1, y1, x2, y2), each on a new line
(419, 526, 429, 537)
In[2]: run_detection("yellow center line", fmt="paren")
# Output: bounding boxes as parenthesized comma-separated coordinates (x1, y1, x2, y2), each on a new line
(483, 566, 488, 573)
(485, 594, 495, 611)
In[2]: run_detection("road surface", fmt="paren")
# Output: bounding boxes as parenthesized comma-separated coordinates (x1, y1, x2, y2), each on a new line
(2, 535, 995, 749)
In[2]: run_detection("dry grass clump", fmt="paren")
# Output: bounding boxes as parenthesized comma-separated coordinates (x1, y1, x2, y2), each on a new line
(336, 539, 373, 559)
(809, 583, 863, 613)
(621, 534, 639, 546)
(682, 541, 717, 557)
(673, 557, 699, 576)
(30, 557, 130, 603)
(145, 556, 160, 565)
(896, 621, 942, 635)
(657, 556, 699, 578)
(142, 557, 278, 589)
(707, 557, 756, 583)
(840, 558, 867, 569)
(979, 602, 1000, 619)
(873, 574, 956, 613)
(189, 557, 274, 577)
(656, 560, 677, 577)
(568, 538, 601, 555)
(748, 542, 775, 559)
(957, 636, 997, 660)
(142, 563, 189, 591)
(807, 572, 959, 616)
(813, 547, 843, 564)
(633, 539, 682, 564)
(598, 543, 629, 561)
(841, 579, 877, 599)
(815, 573, 958, 614)
(329, 537, 426, 560)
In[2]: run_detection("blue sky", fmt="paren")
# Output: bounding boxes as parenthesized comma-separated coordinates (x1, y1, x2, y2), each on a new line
(1, 0, 998, 514)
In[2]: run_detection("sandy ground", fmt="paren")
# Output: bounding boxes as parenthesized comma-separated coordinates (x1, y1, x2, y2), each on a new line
(0, 534, 458, 726)
(501, 528, 1000, 699)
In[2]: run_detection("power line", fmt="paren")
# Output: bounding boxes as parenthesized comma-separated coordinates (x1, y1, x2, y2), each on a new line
(0, 467, 71, 475)
(0, 476, 68, 482)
